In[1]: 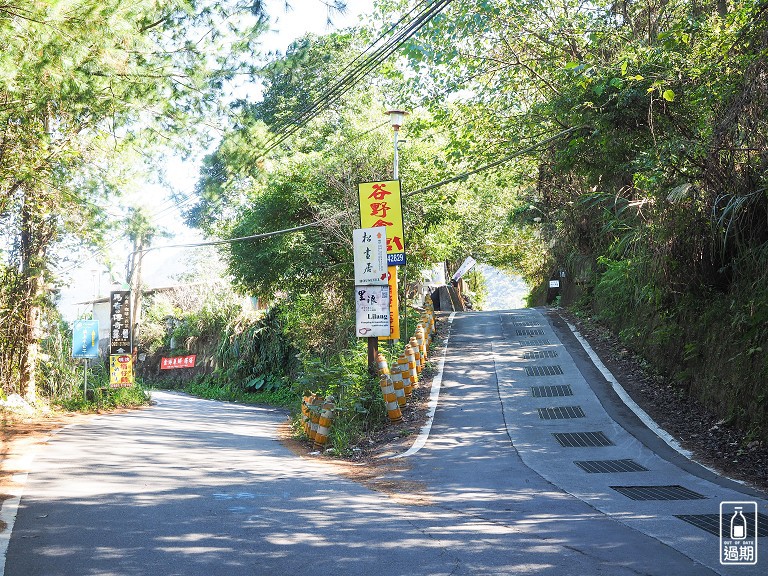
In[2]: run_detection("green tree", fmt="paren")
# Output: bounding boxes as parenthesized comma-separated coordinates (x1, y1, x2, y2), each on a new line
(381, 0, 768, 433)
(189, 26, 529, 355)
(0, 0, 272, 400)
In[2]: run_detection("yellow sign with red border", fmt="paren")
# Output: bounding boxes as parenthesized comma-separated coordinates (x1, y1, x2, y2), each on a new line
(358, 180, 405, 266)
(109, 354, 134, 388)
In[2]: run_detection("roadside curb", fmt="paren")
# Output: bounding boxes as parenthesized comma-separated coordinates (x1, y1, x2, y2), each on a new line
(556, 312, 766, 497)
(562, 317, 694, 459)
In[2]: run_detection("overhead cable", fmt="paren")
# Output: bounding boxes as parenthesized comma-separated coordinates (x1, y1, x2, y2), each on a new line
(138, 125, 585, 254)
(259, 0, 454, 156)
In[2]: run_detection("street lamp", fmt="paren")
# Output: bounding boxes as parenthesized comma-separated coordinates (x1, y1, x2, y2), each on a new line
(386, 108, 408, 179)
(384, 108, 409, 347)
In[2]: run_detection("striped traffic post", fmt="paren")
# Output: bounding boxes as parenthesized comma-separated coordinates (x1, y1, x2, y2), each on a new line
(415, 324, 427, 363)
(404, 344, 418, 390)
(376, 352, 390, 376)
(314, 397, 335, 449)
(308, 396, 323, 443)
(390, 357, 407, 407)
(398, 352, 413, 397)
(409, 336, 422, 374)
(380, 376, 403, 422)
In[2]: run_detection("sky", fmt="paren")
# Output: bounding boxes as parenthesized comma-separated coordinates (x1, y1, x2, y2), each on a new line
(58, 0, 375, 320)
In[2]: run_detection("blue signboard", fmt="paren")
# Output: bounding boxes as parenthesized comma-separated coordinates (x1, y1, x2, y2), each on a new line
(72, 320, 100, 359)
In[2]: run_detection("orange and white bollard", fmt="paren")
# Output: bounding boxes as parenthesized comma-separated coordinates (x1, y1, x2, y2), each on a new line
(424, 310, 435, 344)
(410, 336, 422, 374)
(398, 352, 413, 397)
(416, 324, 427, 363)
(425, 295, 436, 332)
(404, 344, 418, 389)
(380, 376, 403, 422)
(314, 397, 335, 448)
(301, 395, 314, 436)
(376, 352, 390, 377)
(420, 313, 429, 341)
(422, 312, 435, 345)
(308, 396, 322, 443)
(390, 358, 407, 407)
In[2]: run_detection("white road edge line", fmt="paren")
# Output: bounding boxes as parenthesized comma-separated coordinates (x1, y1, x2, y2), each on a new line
(0, 471, 28, 576)
(565, 318, 747, 483)
(392, 311, 456, 459)
(0, 423, 82, 576)
(563, 318, 695, 458)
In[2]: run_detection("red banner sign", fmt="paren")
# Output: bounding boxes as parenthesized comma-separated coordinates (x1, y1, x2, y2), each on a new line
(160, 355, 197, 370)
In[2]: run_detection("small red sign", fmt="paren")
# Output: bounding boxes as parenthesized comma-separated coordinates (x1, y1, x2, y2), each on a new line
(160, 355, 197, 370)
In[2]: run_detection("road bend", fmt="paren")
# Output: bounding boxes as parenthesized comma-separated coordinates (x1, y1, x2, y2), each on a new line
(3, 308, 766, 575)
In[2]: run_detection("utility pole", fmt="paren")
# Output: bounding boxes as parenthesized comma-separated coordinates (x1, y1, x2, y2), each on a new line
(128, 245, 144, 348)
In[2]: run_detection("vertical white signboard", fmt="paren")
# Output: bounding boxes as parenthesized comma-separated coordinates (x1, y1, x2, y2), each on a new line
(353, 227, 388, 285)
(355, 285, 391, 337)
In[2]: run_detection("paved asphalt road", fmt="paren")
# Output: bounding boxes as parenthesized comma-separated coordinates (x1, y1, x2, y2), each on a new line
(3, 308, 766, 575)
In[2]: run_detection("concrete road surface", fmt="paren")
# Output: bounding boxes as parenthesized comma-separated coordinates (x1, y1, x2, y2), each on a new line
(2, 308, 765, 575)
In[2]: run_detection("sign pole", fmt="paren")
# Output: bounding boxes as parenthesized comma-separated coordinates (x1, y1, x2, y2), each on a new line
(403, 267, 407, 343)
(367, 337, 378, 377)
(83, 358, 88, 398)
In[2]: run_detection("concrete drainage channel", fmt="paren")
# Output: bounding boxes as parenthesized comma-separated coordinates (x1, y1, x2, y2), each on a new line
(493, 308, 767, 575)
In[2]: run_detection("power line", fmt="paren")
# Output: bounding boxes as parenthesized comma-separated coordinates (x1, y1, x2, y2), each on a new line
(261, 0, 430, 146)
(402, 126, 586, 199)
(122, 3, 451, 237)
(136, 211, 347, 254)
(259, 0, 454, 156)
(57, 1, 457, 275)
(127, 2, 455, 251)
(137, 125, 584, 255)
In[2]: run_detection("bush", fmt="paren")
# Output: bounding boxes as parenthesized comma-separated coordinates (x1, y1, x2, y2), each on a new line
(293, 340, 393, 455)
(57, 381, 151, 412)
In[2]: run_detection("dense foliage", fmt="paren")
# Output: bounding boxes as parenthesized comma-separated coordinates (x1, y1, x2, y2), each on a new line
(0, 0, 269, 402)
(185, 0, 768, 439)
(3, 1, 766, 442)
(389, 0, 768, 435)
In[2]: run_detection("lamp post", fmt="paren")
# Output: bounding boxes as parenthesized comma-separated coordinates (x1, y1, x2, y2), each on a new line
(386, 109, 408, 180)
(385, 108, 409, 349)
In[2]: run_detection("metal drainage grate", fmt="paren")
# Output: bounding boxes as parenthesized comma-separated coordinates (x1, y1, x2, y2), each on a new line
(518, 339, 551, 346)
(553, 431, 613, 447)
(526, 365, 564, 377)
(574, 459, 649, 473)
(531, 384, 573, 398)
(524, 350, 558, 360)
(610, 485, 707, 501)
(517, 329, 545, 336)
(511, 321, 542, 327)
(538, 406, 586, 420)
(675, 514, 768, 537)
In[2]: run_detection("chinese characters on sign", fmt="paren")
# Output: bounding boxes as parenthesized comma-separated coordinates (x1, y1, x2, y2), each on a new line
(160, 355, 197, 370)
(358, 180, 406, 266)
(72, 320, 100, 359)
(110, 291, 132, 355)
(720, 501, 758, 566)
(355, 285, 391, 337)
(109, 354, 134, 388)
(353, 227, 388, 285)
